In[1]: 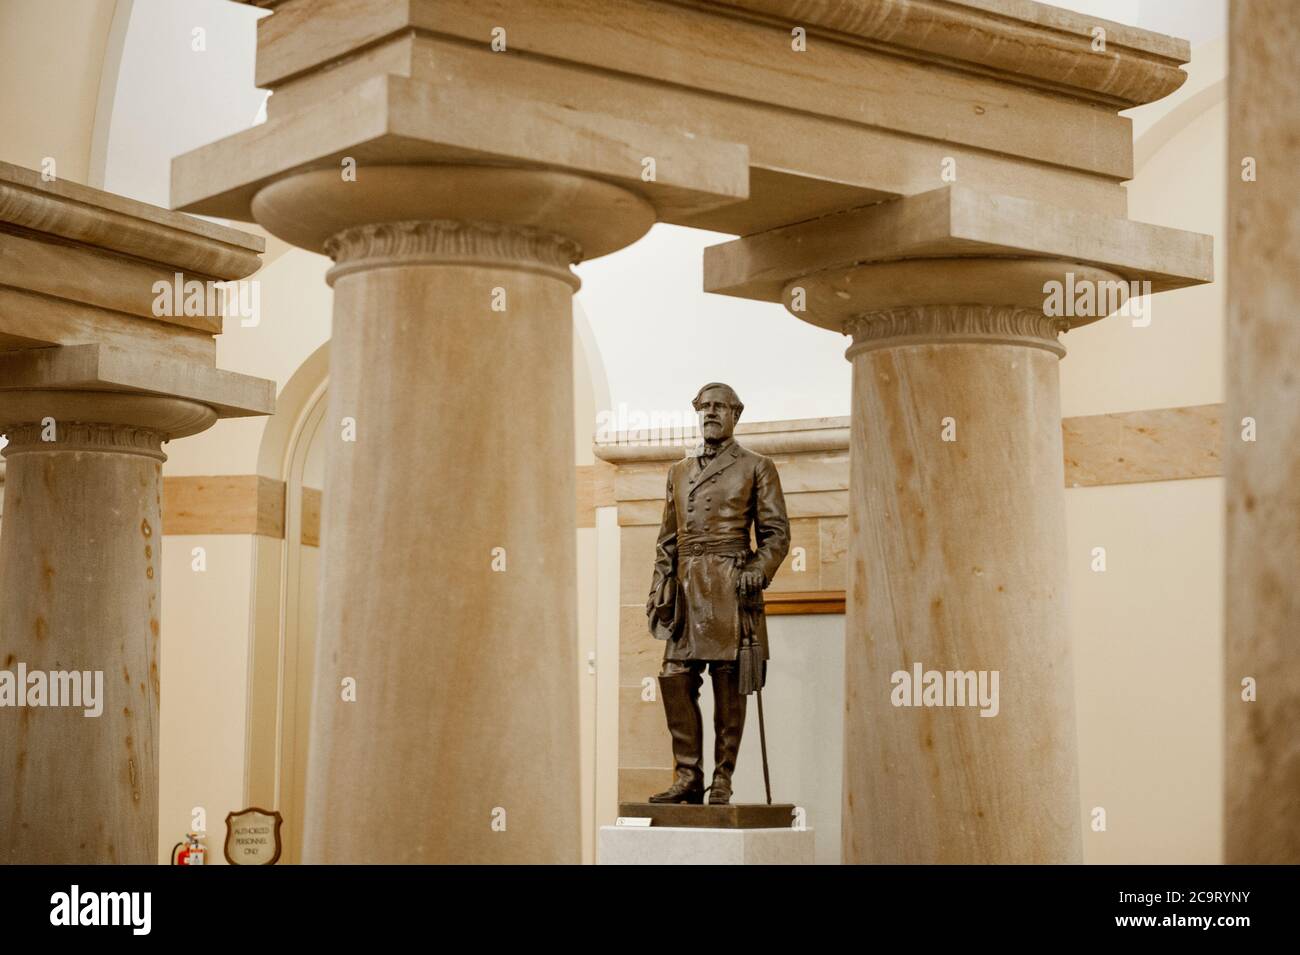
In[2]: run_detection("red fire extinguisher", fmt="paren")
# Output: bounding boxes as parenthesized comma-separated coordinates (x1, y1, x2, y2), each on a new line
(171, 832, 206, 865)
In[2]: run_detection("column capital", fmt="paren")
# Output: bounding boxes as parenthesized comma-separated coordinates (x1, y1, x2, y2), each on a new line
(703, 185, 1214, 343)
(172, 76, 749, 261)
(845, 305, 1070, 358)
(323, 219, 583, 288)
(245, 165, 655, 269)
(0, 162, 275, 434)
(2, 422, 165, 461)
(0, 388, 217, 450)
(0, 344, 263, 437)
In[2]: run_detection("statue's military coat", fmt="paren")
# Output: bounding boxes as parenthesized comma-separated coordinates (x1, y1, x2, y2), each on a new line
(646, 438, 791, 661)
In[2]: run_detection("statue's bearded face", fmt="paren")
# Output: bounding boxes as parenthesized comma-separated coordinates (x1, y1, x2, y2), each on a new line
(696, 387, 738, 442)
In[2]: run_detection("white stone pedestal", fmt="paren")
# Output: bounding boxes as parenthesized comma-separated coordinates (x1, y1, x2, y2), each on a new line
(598, 826, 815, 865)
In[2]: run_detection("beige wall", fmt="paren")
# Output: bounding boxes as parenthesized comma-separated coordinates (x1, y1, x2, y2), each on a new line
(158, 535, 258, 862)
(1068, 480, 1222, 863)
(593, 507, 623, 840)
(0, 0, 117, 185)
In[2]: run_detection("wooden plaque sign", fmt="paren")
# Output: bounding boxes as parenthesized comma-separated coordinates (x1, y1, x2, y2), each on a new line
(224, 807, 283, 865)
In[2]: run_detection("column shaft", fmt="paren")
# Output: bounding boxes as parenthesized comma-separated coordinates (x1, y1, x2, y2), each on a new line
(302, 222, 581, 863)
(1224, 0, 1300, 863)
(841, 307, 1081, 863)
(0, 424, 164, 863)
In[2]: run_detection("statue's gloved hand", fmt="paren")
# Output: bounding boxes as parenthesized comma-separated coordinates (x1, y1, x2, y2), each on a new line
(738, 568, 765, 597)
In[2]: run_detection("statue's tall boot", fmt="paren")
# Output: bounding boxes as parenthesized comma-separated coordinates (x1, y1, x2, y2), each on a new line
(648, 670, 705, 804)
(708, 665, 748, 805)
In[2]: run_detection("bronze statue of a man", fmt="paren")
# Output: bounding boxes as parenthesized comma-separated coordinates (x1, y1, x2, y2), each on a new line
(645, 383, 790, 804)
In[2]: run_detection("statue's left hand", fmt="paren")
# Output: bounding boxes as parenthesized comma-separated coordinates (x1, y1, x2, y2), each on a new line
(738, 568, 765, 597)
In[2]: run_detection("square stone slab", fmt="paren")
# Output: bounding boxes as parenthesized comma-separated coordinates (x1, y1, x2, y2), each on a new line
(600, 824, 814, 865)
(618, 802, 797, 829)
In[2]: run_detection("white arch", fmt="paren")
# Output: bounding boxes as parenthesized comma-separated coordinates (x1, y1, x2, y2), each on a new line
(87, 0, 134, 189)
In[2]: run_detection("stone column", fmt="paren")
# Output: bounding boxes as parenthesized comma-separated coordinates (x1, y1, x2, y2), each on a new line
(1224, 0, 1300, 863)
(311, 218, 584, 863)
(0, 396, 212, 863)
(703, 189, 1213, 864)
(245, 166, 684, 863)
(0, 161, 274, 864)
(842, 304, 1078, 863)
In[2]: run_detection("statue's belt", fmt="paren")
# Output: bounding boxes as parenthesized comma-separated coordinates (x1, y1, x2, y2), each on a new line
(677, 534, 751, 558)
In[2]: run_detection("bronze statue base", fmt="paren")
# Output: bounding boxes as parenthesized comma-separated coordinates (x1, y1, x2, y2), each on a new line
(619, 802, 797, 829)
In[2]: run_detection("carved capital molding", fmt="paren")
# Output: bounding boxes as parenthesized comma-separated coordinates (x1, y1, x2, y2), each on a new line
(843, 305, 1070, 359)
(323, 219, 583, 287)
(1, 421, 166, 461)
